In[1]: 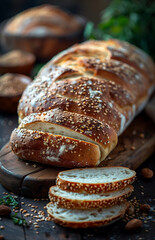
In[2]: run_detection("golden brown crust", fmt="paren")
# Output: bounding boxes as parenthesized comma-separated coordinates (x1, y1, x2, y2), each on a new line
(11, 39, 155, 167)
(18, 40, 154, 124)
(56, 167, 136, 193)
(10, 128, 101, 167)
(18, 108, 118, 161)
(47, 201, 129, 228)
(47, 77, 135, 130)
(80, 58, 148, 99)
(104, 39, 155, 83)
(49, 185, 133, 209)
(71, 39, 155, 83)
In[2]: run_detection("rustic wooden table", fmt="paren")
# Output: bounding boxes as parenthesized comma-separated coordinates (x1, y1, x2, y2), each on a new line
(0, 112, 155, 240)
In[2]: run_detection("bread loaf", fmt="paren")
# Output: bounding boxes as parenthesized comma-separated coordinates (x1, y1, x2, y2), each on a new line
(47, 201, 129, 228)
(2, 5, 85, 60)
(10, 39, 155, 167)
(49, 185, 133, 209)
(56, 167, 136, 193)
(4, 5, 81, 36)
(46, 166, 134, 228)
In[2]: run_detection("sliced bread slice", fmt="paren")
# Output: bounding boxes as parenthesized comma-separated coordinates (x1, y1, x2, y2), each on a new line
(47, 201, 129, 228)
(57, 167, 136, 193)
(49, 185, 133, 209)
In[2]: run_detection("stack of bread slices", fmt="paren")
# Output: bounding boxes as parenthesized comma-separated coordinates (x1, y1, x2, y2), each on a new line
(47, 166, 136, 228)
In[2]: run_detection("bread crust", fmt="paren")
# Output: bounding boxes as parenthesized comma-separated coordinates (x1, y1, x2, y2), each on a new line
(56, 167, 136, 193)
(49, 185, 133, 209)
(10, 128, 101, 167)
(18, 57, 150, 121)
(62, 39, 154, 83)
(47, 201, 129, 228)
(10, 39, 155, 167)
(18, 108, 117, 161)
(103, 39, 155, 83)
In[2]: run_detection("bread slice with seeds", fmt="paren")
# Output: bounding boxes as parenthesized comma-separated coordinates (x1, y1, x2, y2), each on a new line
(49, 185, 133, 209)
(47, 201, 129, 228)
(10, 128, 100, 167)
(57, 167, 136, 193)
(10, 108, 117, 167)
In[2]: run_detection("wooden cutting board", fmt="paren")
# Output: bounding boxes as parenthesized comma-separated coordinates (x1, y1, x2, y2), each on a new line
(0, 113, 155, 198)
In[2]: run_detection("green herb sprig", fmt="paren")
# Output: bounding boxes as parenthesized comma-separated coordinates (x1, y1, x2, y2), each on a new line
(84, 0, 155, 59)
(0, 195, 28, 226)
(0, 195, 18, 208)
(11, 213, 27, 226)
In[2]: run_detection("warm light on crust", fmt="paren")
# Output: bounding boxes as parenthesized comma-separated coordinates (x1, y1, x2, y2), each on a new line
(10, 39, 155, 167)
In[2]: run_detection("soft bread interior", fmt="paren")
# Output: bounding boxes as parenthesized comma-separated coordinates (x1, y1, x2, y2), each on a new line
(50, 185, 133, 200)
(19, 121, 112, 162)
(47, 202, 127, 222)
(58, 167, 136, 183)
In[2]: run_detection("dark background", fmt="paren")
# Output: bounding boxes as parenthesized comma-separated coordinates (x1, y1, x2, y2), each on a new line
(0, 0, 111, 24)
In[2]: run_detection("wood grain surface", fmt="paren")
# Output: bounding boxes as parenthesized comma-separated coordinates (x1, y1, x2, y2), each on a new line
(0, 155, 155, 240)
(0, 112, 155, 198)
